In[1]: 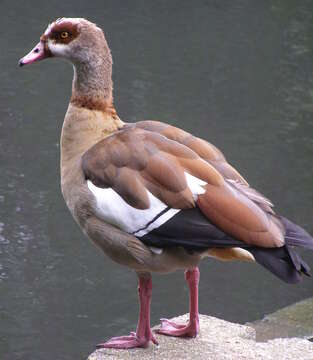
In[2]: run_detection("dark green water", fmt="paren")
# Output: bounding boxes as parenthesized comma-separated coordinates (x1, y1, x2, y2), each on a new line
(1, 1, 313, 359)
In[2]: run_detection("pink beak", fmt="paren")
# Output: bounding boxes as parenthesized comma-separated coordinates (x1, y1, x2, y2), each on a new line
(19, 41, 51, 67)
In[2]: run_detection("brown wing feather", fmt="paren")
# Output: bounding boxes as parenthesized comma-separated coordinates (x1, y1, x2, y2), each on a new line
(136, 120, 275, 213)
(83, 126, 197, 209)
(82, 123, 284, 248)
(136, 120, 248, 185)
(197, 183, 284, 247)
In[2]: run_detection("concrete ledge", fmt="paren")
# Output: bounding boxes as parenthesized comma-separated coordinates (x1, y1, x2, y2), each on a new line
(250, 297, 313, 342)
(88, 314, 313, 360)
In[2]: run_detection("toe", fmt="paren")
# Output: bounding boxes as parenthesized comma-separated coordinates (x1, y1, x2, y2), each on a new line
(96, 332, 155, 349)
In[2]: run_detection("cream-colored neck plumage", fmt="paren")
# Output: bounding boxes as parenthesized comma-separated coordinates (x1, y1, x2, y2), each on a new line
(60, 33, 124, 179)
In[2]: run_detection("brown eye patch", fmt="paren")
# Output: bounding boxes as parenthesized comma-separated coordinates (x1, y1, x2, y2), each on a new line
(51, 30, 72, 43)
(47, 21, 79, 44)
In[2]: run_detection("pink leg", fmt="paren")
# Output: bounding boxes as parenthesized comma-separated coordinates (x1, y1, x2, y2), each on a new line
(156, 267, 200, 338)
(97, 275, 158, 349)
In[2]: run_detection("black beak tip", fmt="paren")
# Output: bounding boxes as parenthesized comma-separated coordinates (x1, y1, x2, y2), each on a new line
(19, 59, 24, 67)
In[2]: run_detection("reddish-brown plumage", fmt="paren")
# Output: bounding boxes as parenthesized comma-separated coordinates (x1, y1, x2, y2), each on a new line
(82, 125, 198, 209)
(70, 95, 117, 116)
(136, 121, 248, 185)
(197, 183, 284, 248)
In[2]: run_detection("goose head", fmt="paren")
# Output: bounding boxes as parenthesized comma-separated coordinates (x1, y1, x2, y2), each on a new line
(19, 17, 110, 67)
(19, 18, 114, 103)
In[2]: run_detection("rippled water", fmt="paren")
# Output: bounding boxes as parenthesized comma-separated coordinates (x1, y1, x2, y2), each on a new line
(1, 1, 313, 359)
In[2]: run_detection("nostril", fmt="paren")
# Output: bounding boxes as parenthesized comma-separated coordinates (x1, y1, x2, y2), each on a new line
(34, 48, 39, 53)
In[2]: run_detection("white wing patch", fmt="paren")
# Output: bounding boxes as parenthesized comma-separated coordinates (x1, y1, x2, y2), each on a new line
(184, 172, 206, 200)
(87, 180, 180, 237)
(133, 207, 180, 237)
(87, 172, 206, 238)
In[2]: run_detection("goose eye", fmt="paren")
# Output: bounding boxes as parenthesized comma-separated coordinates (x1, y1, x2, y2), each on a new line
(60, 31, 69, 39)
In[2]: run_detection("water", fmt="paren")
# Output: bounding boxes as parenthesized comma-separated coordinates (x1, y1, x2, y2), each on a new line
(1, 1, 313, 359)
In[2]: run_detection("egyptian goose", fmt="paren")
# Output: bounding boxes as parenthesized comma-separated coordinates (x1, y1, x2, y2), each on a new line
(19, 18, 313, 349)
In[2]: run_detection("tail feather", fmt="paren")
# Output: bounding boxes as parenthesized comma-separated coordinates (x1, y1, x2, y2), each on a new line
(250, 216, 313, 284)
(249, 247, 304, 284)
(285, 245, 311, 277)
(285, 245, 302, 272)
(280, 216, 313, 250)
